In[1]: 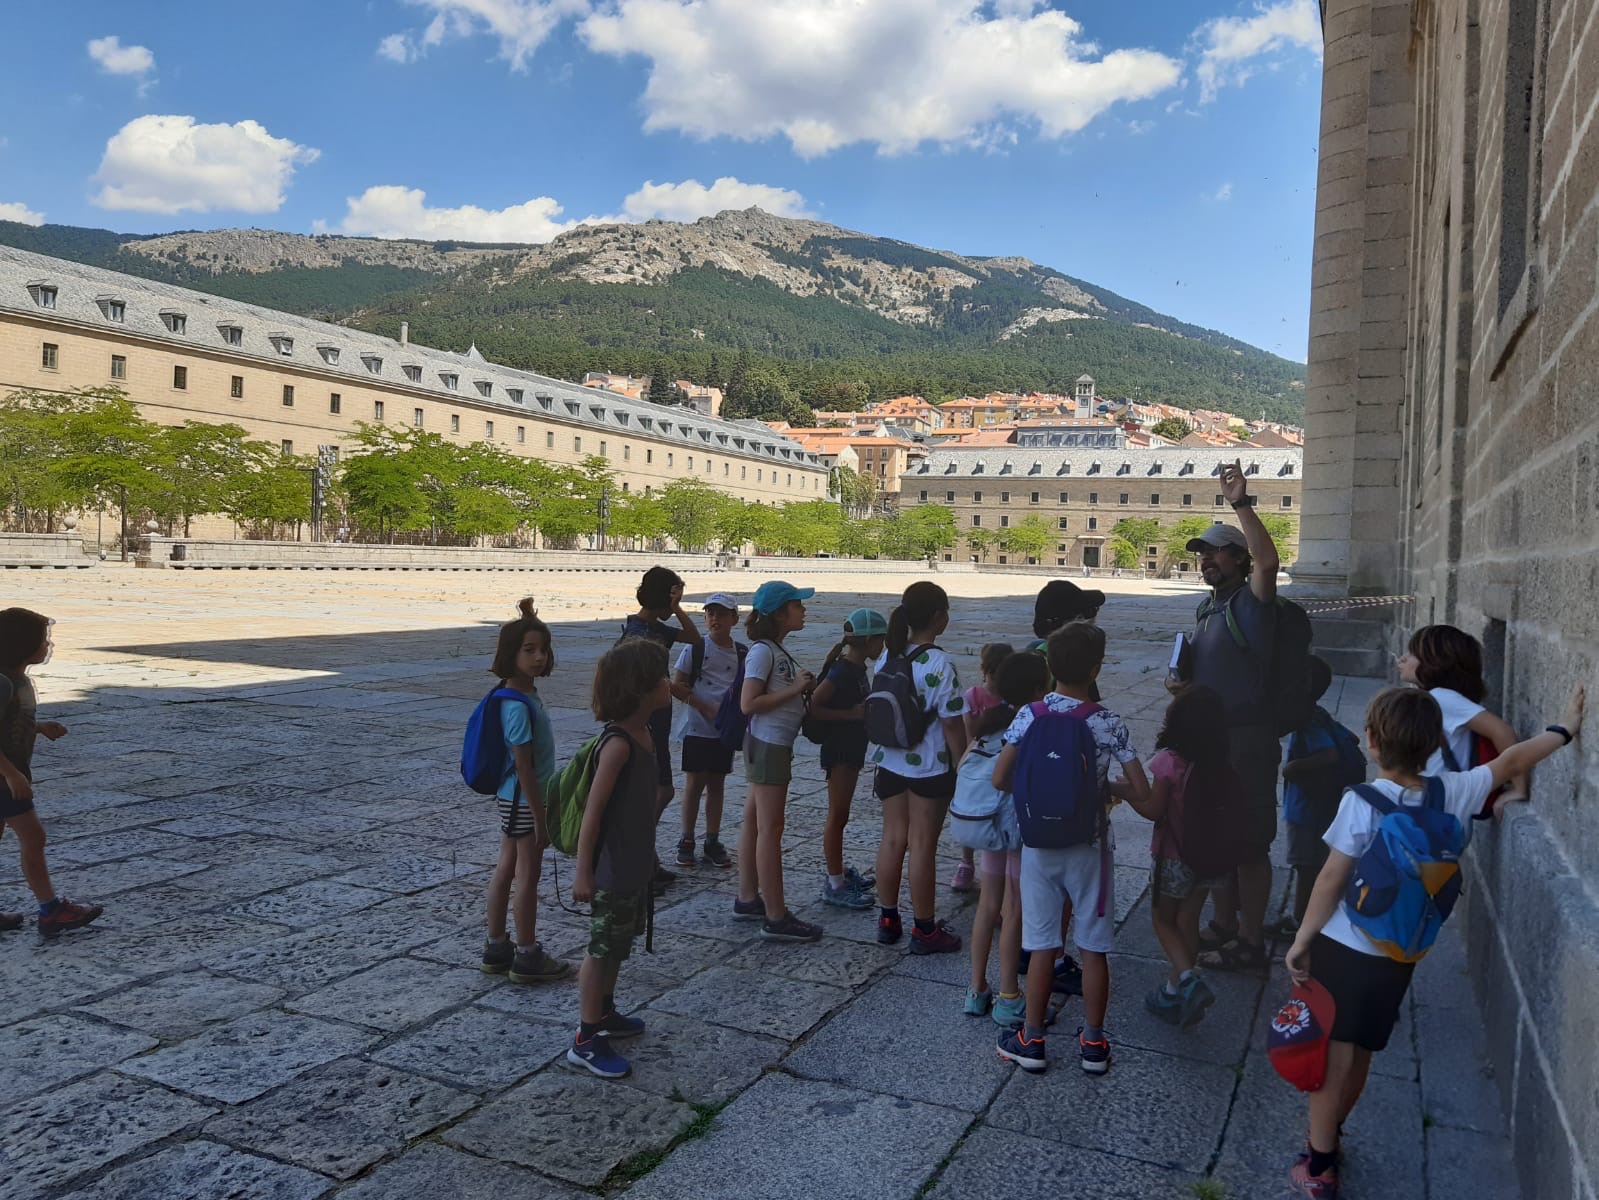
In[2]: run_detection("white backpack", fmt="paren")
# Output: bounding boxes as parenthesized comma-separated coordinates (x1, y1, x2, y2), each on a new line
(949, 732, 1022, 852)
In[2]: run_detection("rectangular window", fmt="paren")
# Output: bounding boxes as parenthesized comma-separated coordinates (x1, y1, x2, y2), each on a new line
(647, 448, 654, 464)
(374, 400, 385, 420)
(972, 515, 982, 527)
(230, 375, 244, 399)
(1030, 492, 1039, 503)
(1000, 515, 1010, 528)
(688, 455, 694, 470)
(1118, 493, 1128, 505)
(1088, 492, 1098, 505)
(282, 385, 295, 407)
(35, 286, 56, 310)
(329, 392, 341, 414)
(111, 354, 126, 379)
(222, 326, 242, 346)
(1088, 517, 1098, 531)
(1151, 493, 1160, 505)
(624, 445, 631, 461)
(1183, 494, 1192, 506)
(173, 365, 187, 390)
(920, 491, 929, 502)
(404, 365, 422, 383)
(1001, 491, 1010, 503)
(413, 408, 424, 427)
(108, 300, 125, 322)
(601, 441, 608, 457)
(485, 420, 494, 438)
(1282, 495, 1293, 508)
(1058, 516, 1069, 529)
(516, 426, 525, 443)
(281, 439, 293, 456)
(974, 491, 983, 502)
(946, 490, 955, 501)
(575, 436, 583, 453)
(1059, 492, 1069, 503)
(441, 374, 458, 391)
(1215, 494, 1225, 506)
(41, 343, 58, 369)
(546, 431, 555, 448)
(450, 414, 460, 433)
(1148, 546, 1159, 556)
(162, 313, 187, 334)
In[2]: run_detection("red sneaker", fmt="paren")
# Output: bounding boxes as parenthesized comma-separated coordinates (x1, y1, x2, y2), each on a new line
(909, 920, 962, 955)
(38, 898, 103, 936)
(876, 912, 903, 944)
(1289, 1155, 1339, 1198)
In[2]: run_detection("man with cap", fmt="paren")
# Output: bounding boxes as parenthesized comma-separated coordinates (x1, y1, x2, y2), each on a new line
(1171, 459, 1281, 971)
(671, 593, 744, 869)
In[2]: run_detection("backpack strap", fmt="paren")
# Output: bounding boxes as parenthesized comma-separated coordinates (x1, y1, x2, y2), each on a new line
(1437, 736, 1462, 773)
(1067, 702, 1101, 722)
(688, 639, 706, 686)
(1351, 782, 1398, 817)
(1422, 775, 1447, 812)
(1197, 591, 1250, 651)
(490, 687, 537, 809)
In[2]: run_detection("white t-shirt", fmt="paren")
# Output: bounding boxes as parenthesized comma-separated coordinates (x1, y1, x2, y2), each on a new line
(673, 638, 742, 741)
(1423, 686, 1486, 776)
(867, 646, 966, 778)
(1319, 766, 1494, 956)
(744, 639, 805, 747)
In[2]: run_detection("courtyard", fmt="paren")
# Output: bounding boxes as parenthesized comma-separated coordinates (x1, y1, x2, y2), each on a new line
(1, 565, 1517, 1199)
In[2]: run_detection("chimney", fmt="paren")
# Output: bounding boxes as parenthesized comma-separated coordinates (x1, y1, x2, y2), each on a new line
(399, 321, 409, 346)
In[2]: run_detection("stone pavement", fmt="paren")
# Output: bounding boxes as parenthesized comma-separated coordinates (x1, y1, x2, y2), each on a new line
(0, 567, 1520, 1198)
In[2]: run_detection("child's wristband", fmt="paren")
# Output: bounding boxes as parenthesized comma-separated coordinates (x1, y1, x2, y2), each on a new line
(1547, 725, 1573, 745)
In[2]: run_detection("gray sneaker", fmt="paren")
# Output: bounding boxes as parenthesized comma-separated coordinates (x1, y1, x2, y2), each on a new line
(761, 911, 823, 942)
(481, 938, 514, 975)
(508, 945, 570, 983)
(821, 875, 874, 909)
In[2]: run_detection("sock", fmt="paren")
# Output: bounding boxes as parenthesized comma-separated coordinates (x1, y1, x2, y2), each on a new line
(1307, 1147, 1337, 1178)
(601, 993, 615, 1017)
(38, 897, 57, 915)
(704, 832, 719, 844)
(1179, 968, 1198, 984)
(578, 1021, 600, 1041)
(1083, 1023, 1105, 1043)
(487, 935, 509, 946)
(828, 873, 846, 889)
(1023, 1024, 1047, 1041)
(516, 943, 536, 955)
(881, 906, 899, 922)
(914, 916, 935, 935)
(998, 991, 1021, 1001)
(1162, 982, 1180, 998)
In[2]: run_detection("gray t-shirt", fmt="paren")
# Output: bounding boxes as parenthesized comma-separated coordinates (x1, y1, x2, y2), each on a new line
(1190, 583, 1276, 727)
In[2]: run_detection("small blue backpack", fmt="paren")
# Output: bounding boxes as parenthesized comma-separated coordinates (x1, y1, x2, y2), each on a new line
(1342, 778, 1466, 963)
(713, 647, 754, 750)
(1011, 701, 1102, 849)
(461, 687, 535, 796)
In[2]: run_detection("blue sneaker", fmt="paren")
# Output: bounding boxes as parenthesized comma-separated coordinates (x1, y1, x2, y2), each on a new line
(568, 1033, 630, 1078)
(964, 988, 993, 1016)
(1144, 986, 1184, 1026)
(1178, 973, 1216, 1027)
(1077, 1027, 1111, 1075)
(822, 875, 874, 910)
(595, 1009, 646, 1039)
(991, 993, 1026, 1030)
(996, 1028, 1047, 1072)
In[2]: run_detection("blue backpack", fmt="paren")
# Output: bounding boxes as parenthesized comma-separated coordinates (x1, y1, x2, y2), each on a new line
(1329, 719, 1369, 788)
(1011, 701, 1102, 849)
(461, 687, 535, 796)
(712, 643, 757, 750)
(1342, 778, 1466, 963)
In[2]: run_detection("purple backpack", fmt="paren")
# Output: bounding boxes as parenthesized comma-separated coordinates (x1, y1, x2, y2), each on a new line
(1012, 701, 1102, 849)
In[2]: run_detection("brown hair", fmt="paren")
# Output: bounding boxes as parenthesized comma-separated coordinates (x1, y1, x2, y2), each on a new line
(1154, 685, 1230, 766)
(1365, 687, 1444, 773)
(592, 638, 669, 723)
(745, 608, 786, 644)
(978, 642, 1014, 683)
(1407, 624, 1486, 703)
(490, 597, 554, 679)
(1045, 620, 1105, 687)
(0, 608, 51, 670)
(887, 581, 949, 656)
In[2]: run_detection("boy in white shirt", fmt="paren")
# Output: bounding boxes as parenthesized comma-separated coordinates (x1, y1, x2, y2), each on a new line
(671, 594, 742, 868)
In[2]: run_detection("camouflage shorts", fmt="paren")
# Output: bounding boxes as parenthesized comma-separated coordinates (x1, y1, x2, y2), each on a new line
(588, 889, 649, 962)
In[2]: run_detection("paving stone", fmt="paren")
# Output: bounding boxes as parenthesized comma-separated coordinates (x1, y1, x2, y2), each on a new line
(620, 1008, 786, 1105)
(333, 854, 483, 895)
(650, 966, 850, 1040)
(409, 917, 591, 973)
(54, 1139, 333, 1200)
(0, 1015, 156, 1110)
(1426, 1124, 1521, 1200)
(787, 974, 1013, 1112)
(369, 1005, 569, 1089)
(475, 965, 671, 1023)
(1105, 952, 1266, 1066)
(0, 1072, 216, 1200)
(233, 880, 390, 927)
(155, 813, 265, 840)
(442, 1070, 695, 1188)
(287, 959, 496, 1031)
(171, 853, 348, 902)
(988, 1042, 1234, 1173)
(204, 1058, 474, 1179)
(49, 828, 200, 865)
(623, 1073, 969, 1200)
(48, 856, 209, 897)
(120, 1010, 375, 1103)
(546, 926, 729, 983)
(1336, 1070, 1426, 1199)
(74, 970, 286, 1039)
(926, 1126, 1201, 1200)
(336, 1143, 582, 1200)
(90, 915, 286, 977)
(650, 886, 771, 943)
(1417, 997, 1507, 1133)
(0, 949, 139, 1025)
(726, 930, 902, 987)
(205, 911, 460, 992)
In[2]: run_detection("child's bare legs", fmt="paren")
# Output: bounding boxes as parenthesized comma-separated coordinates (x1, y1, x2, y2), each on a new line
(822, 766, 861, 879)
(4, 812, 56, 903)
(749, 783, 789, 917)
(1150, 892, 1189, 986)
(578, 954, 623, 1023)
(1307, 1040, 1370, 1163)
(485, 835, 518, 940)
(906, 795, 950, 922)
(875, 792, 909, 909)
(997, 872, 1022, 995)
(969, 862, 1004, 994)
(702, 774, 725, 844)
(737, 797, 760, 903)
(1023, 940, 1058, 1030)
(512, 838, 541, 946)
(680, 773, 707, 842)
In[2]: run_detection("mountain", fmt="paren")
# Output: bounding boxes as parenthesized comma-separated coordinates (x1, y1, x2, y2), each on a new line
(0, 212, 1306, 422)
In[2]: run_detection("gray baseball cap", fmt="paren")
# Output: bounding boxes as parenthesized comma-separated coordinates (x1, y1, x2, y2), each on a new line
(1186, 524, 1249, 553)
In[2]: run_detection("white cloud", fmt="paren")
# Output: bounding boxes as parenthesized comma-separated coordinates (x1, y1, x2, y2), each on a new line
(87, 35, 155, 76)
(316, 185, 592, 242)
(1127, 119, 1155, 135)
(91, 115, 319, 214)
(622, 177, 811, 222)
(1209, 182, 1234, 202)
(382, 0, 591, 70)
(580, 0, 1181, 156)
(0, 201, 45, 226)
(1192, 0, 1322, 103)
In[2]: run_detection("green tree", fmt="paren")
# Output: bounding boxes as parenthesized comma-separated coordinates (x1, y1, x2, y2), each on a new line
(838, 515, 882, 558)
(660, 477, 721, 551)
(1259, 512, 1297, 556)
(1150, 416, 1192, 442)
(1106, 537, 1142, 569)
(832, 465, 878, 517)
(608, 491, 668, 549)
(965, 525, 997, 562)
(1111, 517, 1162, 558)
(647, 365, 680, 406)
(766, 500, 841, 556)
(882, 504, 957, 560)
(1164, 516, 1215, 568)
(228, 456, 311, 536)
(999, 515, 1052, 562)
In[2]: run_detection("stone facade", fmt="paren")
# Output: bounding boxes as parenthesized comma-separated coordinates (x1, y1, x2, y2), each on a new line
(1303, 2, 1599, 1196)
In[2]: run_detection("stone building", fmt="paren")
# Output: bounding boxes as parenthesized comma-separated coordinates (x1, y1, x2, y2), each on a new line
(912, 445, 1301, 572)
(1, 246, 828, 540)
(1299, 2, 1598, 1194)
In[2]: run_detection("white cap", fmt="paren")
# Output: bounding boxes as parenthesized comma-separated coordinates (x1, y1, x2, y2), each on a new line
(703, 592, 739, 612)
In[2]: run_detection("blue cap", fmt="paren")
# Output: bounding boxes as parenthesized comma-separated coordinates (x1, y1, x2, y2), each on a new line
(752, 580, 816, 615)
(845, 608, 888, 636)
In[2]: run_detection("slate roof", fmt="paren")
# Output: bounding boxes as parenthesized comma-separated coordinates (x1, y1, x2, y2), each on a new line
(0, 246, 824, 471)
(912, 444, 1303, 480)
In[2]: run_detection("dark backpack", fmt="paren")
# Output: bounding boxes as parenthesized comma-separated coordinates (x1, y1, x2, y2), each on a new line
(1328, 718, 1368, 788)
(1176, 760, 1252, 878)
(863, 644, 936, 750)
(1011, 701, 1102, 849)
(1203, 591, 1315, 736)
(714, 640, 784, 750)
(461, 686, 535, 796)
(1342, 778, 1466, 962)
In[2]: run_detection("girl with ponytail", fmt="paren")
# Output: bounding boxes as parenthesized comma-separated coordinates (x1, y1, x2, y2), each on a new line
(810, 609, 888, 909)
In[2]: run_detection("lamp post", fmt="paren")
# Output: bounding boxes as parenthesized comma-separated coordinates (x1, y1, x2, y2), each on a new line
(597, 483, 610, 551)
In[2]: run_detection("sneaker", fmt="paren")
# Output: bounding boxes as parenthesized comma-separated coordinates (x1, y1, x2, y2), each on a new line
(1144, 986, 1184, 1026)
(1051, 954, 1084, 996)
(1178, 973, 1217, 1028)
(909, 920, 962, 955)
(845, 865, 876, 890)
(480, 938, 514, 974)
(1077, 1027, 1111, 1075)
(567, 1033, 631, 1079)
(964, 988, 993, 1016)
(950, 862, 976, 892)
(675, 838, 698, 868)
(822, 875, 874, 910)
(0, 912, 25, 933)
(732, 896, 766, 921)
(996, 1028, 1047, 1072)
(761, 911, 823, 942)
(877, 912, 903, 945)
(1289, 1155, 1340, 1198)
(508, 945, 570, 984)
(653, 862, 677, 888)
(595, 1009, 646, 1039)
(991, 993, 1026, 1030)
(37, 898, 103, 936)
(702, 837, 733, 868)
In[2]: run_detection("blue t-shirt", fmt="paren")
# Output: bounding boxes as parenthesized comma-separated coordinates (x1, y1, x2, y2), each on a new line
(818, 659, 869, 750)
(1283, 706, 1349, 824)
(1190, 583, 1277, 726)
(497, 689, 555, 804)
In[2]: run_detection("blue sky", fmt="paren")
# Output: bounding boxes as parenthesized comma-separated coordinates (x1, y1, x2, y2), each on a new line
(0, 1, 1325, 360)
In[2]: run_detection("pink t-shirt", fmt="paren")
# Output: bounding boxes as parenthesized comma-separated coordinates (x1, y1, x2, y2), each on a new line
(964, 685, 1000, 720)
(1148, 748, 1189, 860)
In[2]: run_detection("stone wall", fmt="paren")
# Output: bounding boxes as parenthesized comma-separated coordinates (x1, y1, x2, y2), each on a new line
(0, 531, 93, 567)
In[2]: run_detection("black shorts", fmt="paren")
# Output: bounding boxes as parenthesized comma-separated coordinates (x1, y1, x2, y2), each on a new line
(1287, 821, 1332, 871)
(682, 735, 734, 777)
(873, 765, 958, 802)
(1310, 933, 1416, 1052)
(648, 710, 673, 788)
(0, 778, 34, 820)
(821, 731, 869, 776)
(1229, 723, 1282, 854)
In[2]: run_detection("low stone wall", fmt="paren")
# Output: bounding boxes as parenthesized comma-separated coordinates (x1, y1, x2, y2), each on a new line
(138, 538, 723, 573)
(722, 556, 975, 575)
(0, 532, 95, 569)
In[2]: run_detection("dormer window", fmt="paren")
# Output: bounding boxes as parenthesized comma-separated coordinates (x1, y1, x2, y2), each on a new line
(362, 354, 383, 374)
(475, 380, 492, 397)
(28, 283, 57, 310)
(660, 421, 674, 435)
(160, 311, 187, 334)
(218, 323, 243, 347)
(440, 373, 459, 391)
(507, 388, 524, 404)
(564, 400, 580, 415)
(97, 296, 126, 323)
(403, 364, 422, 383)
(317, 344, 340, 365)
(1246, 462, 1260, 476)
(270, 334, 294, 357)
(589, 405, 605, 420)
(1088, 461, 1101, 475)
(639, 416, 653, 431)
(536, 392, 554, 409)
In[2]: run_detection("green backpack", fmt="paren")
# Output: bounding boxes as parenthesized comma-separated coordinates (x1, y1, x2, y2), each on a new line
(543, 728, 625, 856)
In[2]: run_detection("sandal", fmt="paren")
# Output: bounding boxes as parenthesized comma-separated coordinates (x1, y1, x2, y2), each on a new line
(1197, 921, 1239, 954)
(1198, 937, 1268, 972)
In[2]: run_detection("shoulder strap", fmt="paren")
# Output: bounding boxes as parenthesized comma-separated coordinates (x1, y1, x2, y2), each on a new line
(1352, 783, 1397, 817)
(1423, 775, 1447, 812)
(1438, 736, 1462, 772)
(1067, 701, 1101, 722)
(735, 641, 749, 660)
(1223, 592, 1248, 651)
(689, 639, 706, 684)
(490, 687, 535, 711)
